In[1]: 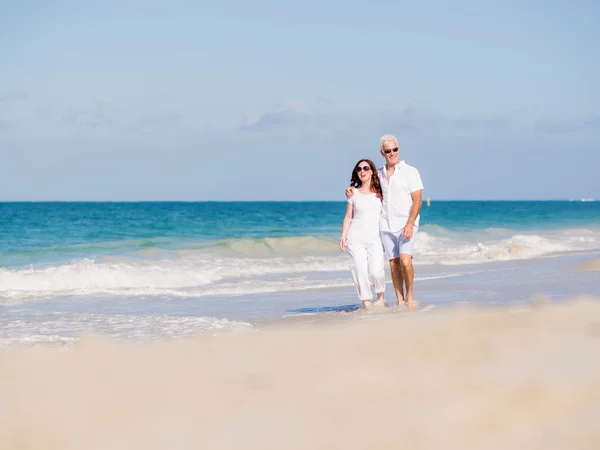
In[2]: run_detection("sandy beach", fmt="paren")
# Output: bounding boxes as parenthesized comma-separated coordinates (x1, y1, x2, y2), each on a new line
(2, 297, 599, 450)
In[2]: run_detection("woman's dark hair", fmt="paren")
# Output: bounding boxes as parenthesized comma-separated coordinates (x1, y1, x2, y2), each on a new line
(350, 159, 383, 201)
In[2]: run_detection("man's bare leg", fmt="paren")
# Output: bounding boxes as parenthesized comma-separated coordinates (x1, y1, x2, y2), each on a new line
(389, 258, 405, 306)
(400, 254, 417, 308)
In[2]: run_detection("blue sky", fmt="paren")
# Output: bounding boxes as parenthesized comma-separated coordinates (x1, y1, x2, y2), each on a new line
(1, 0, 599, 200)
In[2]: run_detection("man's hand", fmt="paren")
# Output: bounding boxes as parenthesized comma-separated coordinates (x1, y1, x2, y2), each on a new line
(403, 222, 414, 240)
(345, 186, 355, 199)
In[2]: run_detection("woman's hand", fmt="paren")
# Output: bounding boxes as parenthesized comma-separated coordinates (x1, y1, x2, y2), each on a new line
(340, 203, 353, 252)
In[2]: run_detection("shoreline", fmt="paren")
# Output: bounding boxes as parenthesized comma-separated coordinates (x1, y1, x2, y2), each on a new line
(0, 252, 598, 347)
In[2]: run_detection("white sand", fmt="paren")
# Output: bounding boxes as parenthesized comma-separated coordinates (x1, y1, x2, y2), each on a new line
(1, 297, 600, 450)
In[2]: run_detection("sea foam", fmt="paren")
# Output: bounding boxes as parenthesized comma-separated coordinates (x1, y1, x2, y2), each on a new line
(0, 312, 252, 347)
(1, 228, 598, 302)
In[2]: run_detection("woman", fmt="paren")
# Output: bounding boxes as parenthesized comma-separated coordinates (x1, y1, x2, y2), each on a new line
(340, 159, 386, 309)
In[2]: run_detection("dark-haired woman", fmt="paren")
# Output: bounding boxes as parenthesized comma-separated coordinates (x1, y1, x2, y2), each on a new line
(340, 159, 386, 309)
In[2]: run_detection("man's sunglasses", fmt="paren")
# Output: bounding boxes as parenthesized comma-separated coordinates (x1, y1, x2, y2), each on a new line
(383, 147, 399, 154)
(356, 165, 371, 172)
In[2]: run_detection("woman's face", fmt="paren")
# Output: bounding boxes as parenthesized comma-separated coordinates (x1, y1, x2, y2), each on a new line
(356, 161, 372, 183)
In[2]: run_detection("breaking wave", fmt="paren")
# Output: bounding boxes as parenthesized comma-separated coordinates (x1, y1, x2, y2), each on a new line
(1, 228, 598, 302)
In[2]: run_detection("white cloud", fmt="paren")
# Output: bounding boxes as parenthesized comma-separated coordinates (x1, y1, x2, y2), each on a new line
(535, 118, 600, 134)
(62, 98, 184, 135)
(239, 101, 515, 135)
(0, 117, 12, 129)
(584, 117, 600, 129)
(388, 104, 512, 132)
(240, 101, 312, 131)
(128, 113, 184, 134)
(0, 88, 28, 102)
(64, 99, 119, 128)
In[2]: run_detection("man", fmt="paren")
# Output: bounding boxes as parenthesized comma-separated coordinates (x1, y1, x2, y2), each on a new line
(346, 134, 424, 308)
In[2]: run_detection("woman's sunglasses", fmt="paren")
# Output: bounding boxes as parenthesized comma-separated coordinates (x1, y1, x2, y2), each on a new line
(383, 147, 399, 154)
(356, 165, 371, 172)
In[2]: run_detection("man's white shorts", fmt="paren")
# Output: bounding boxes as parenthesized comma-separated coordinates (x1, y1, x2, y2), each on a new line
(381, 227, 418, 260)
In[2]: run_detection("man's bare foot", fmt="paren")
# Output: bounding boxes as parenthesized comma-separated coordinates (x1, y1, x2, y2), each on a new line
(405, 300, 419, 310)
(362, 300, 372, 310)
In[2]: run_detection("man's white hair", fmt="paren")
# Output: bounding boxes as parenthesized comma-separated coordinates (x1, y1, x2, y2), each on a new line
(380, 134, 398, 151)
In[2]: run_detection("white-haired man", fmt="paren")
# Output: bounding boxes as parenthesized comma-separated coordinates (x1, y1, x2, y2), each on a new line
(346, 134, 424, 308)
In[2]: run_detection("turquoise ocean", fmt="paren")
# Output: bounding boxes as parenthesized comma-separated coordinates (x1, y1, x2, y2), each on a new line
(1, 201, 599, 345)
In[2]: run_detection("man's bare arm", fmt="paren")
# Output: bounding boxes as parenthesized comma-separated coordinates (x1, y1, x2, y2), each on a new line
(403, 190, 422, 240)
(407, 190, 423, 226)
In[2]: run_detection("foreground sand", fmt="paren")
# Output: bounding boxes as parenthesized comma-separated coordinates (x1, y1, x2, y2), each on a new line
(1, 298, 600, 450)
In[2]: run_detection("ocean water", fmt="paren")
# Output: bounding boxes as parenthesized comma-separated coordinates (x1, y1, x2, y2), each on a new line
(1, 201, 599, 345)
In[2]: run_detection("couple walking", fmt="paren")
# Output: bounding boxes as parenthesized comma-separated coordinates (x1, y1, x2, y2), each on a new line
(340, 134, 424, 310)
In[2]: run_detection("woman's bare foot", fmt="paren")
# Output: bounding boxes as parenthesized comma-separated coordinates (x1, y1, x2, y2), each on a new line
(362, 300, 372, 310)
(373, 294, 385, 307)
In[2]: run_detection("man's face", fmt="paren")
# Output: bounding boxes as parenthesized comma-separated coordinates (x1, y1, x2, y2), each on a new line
(381, 141, 399, 165)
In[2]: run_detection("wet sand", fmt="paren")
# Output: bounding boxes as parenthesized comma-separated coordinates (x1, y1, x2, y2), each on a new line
(1, 297, 600, 450)
(577, 259, 600, 272)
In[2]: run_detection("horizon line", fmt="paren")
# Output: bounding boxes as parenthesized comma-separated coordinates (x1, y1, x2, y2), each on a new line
(0, 199, 596, 203)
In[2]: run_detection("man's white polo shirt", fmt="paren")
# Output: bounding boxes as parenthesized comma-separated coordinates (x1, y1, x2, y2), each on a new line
(377, 160, 424, 233)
